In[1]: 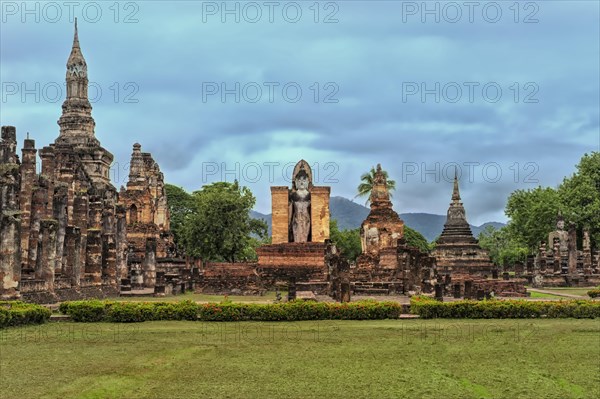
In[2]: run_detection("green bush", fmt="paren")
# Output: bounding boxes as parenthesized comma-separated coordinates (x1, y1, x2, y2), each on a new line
(59, 300, 402, 322)
(587, 289, 600, 298)
(410, 296, 600, 319)
(0, 301, 51, 328)
(58, 300, 110, 322)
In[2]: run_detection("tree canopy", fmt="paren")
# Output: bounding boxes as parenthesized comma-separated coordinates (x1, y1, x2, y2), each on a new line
(164, 184, 195, 245)
(329, 219, 362, 262)
(492, 152, 599, 261)
(166, 181, 267, 262)
(403, 226, 430, 253)
(355, 166, 396, 205)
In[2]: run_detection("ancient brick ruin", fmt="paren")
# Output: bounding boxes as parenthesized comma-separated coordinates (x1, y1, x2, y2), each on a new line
(0, 21, 184, 302)
(193, 163, 530, 299)
(256, 160, 331, 286)
(431, 171, 495, 277)
(520, 213, 600, 287)
(350, 164, 437, 295)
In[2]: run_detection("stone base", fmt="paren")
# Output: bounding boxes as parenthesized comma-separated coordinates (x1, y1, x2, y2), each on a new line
(526, 274, 600, 288)
(257, 242, 328, 287)
(21, 285, 120, 304)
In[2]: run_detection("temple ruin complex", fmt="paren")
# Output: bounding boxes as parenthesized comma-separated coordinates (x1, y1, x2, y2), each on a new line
(0, 21, 184, 301)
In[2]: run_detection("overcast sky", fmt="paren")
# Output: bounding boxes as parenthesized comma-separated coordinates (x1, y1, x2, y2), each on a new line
(1, 1, 599, 225)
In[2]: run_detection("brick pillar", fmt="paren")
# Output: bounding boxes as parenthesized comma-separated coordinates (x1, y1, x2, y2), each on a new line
(567, 223, 577, 275)
(73, 193, 88, 277)
(310, 186, 331, 243)
(115, 204, 128, 280)
(27, 183, 47, 272)
(101, 193, 117, 286)
(270, 186, 289, 244)
(143, 237, 157, 288)
(583, 230, 592, 275)
(86, 230, 102, 284)
(53, 185, 68, 274)
(464, 280, 473, 299)
(39, 219, 58, 291)
(0, 126, 22, 299)
(102, 233, 117, 285)
(88, 198, 103, 230)
(39, 150, 55, 219)
(64, 226, 82, 287)
(19, 137, 37, 269)
(0, 213, 21, 299)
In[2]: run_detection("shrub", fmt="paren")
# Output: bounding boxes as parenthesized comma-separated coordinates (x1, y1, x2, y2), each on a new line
(58, 300, 110, 322)
(587, 289, 600, 298)
(59, 300, 402, 322)
(0, 301, 51, 328)
(410, 297, 600, 319)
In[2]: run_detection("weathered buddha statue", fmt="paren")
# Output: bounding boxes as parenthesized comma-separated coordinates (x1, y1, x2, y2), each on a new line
(289, 166, 311, 242)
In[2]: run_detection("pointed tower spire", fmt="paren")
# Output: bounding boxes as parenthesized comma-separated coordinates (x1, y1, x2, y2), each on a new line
(452, 167, 461, 201)
(73, 17, 79, 48)
(57, 19, 97, 146)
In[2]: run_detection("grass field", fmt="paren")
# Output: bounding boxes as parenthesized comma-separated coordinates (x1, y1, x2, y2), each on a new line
(1, 319, 599, 399)
(540, 287, 596, 297)
(528, 291, 565, 299)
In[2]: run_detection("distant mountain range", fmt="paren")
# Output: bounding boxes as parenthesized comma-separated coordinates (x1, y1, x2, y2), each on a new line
(251, 196, 505, 242)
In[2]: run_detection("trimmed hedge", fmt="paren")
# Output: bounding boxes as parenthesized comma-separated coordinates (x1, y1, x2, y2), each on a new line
(59, 300, 402, 322)
(0, 301, 52, 328)
(588, 289, 600, 298)
(410, 296, 600, 319)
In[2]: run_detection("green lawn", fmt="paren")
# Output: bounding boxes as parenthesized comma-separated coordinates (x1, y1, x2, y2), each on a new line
(541, 287, 597, 297)
(1, 319, 599, 399)
(528, 291, 564, 299)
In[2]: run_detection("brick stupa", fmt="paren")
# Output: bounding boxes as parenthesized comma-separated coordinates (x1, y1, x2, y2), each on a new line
(431, 171, 494, 276)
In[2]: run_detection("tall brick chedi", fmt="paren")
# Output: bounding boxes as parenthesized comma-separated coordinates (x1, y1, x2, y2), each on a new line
(0, 127, 21, 299)
(431, 171, 494, 276)
(1, 20, 176, 301)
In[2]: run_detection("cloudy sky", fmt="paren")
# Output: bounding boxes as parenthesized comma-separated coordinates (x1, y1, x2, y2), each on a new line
(1, 1, 599, 225)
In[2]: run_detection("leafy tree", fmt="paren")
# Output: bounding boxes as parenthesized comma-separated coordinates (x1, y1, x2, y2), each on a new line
(478, 226, 528, 268)
(164, 184, 195, 245)
(355, 166, 396, 205)
(329, 219, 362, 262)
(403, 226, 430, 253)
(178, 181, 267, 262)
(503, 152, 600, 252)
(504, 186, 560, 251)
(558, 152, 600, 247)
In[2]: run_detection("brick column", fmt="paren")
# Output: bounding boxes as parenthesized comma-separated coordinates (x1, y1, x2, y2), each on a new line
(143, 237, 157, 288)
(64, 226, 82, 286)
(270, 187, 289, 244)
(310, 186, 330, 243)
(39, 219, 58, 291)
(86, 229, 102, 284)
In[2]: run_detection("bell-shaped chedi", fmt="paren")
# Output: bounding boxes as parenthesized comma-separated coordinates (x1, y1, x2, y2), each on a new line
(431, 170, 494, 276)
(360, 164, 404, 255)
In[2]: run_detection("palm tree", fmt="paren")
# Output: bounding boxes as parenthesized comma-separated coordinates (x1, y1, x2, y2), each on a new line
(355, 166, 396, 205)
